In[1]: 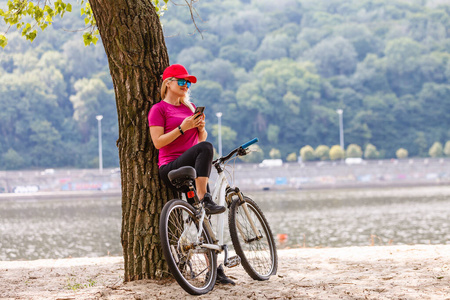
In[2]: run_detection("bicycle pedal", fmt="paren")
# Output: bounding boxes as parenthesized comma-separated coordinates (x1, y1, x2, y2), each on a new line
(224, 255, 241, 268)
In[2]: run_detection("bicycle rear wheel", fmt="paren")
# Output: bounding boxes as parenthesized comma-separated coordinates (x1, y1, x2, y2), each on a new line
(228, 195, 278, 280)
(159, 199, 217, 295)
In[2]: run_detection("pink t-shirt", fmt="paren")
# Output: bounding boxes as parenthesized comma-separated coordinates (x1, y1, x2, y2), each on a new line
(148, 101, 198, 167)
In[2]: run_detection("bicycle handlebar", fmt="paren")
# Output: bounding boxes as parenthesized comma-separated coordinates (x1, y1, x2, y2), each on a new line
(213, 138, 259, 165)
(240, 138, 259, 149)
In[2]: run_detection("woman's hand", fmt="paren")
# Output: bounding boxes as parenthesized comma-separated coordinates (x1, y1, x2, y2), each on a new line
(180, 114, 204, 132)
(197, 115, 206, 132)
(196, 114, 207, 142)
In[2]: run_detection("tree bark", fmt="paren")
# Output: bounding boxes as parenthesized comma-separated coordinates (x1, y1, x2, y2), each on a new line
(88, 0, 175, 281)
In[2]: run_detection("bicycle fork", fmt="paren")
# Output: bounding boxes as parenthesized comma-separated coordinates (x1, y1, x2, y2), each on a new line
(230, 187, 263, 242)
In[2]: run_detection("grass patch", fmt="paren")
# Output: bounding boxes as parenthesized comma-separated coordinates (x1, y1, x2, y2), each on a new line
(66, 278, 96, 291)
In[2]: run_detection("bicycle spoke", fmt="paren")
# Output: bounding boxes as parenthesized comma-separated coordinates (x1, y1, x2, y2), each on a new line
(236, 208, 272, 273)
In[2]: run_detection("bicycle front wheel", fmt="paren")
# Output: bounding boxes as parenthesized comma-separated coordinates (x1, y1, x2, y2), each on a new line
(159, 199, 217, 295)
(228, 195, 278, 281)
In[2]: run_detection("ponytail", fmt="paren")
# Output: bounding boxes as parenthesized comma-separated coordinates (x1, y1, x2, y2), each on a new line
(160, 78, 170, 100)
(180, 92, 195, 113)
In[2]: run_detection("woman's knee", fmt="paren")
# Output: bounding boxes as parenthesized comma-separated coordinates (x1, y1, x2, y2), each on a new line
(199, 141, 214, 155)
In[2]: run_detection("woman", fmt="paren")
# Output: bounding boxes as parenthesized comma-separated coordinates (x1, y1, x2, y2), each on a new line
(148, 63, 225, 214)
(148, 64, 234, 285)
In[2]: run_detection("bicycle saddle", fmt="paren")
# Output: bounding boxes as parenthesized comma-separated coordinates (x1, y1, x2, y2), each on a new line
(168, 166, 197, 188)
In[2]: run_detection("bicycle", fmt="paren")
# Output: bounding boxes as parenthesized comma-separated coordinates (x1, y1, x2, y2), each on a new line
(159, 138, 278, 295)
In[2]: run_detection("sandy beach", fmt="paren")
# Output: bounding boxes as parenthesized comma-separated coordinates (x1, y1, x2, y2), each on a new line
(0, 244, 449, 299)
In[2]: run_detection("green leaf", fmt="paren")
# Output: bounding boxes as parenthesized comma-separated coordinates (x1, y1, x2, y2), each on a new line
(7, 1, 14, 11)
(66, 3, 72, 12)
(7, 13, 19, 26)
(21, 23, 31, 36)
(82, 31, 99, 46)
(44, 5, 53, 16)
(34, 7, 44, 20)
(83, 32, 92, 46)
(0, 34, 7, 48)
(27, 2, 35, 14)
(26, 29, 37, 42)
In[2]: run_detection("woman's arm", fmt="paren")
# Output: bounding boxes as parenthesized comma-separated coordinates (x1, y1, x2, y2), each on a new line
(198, 127, 207, 142)
(197, 116, 207, 142)
(150, 126, 181, 149)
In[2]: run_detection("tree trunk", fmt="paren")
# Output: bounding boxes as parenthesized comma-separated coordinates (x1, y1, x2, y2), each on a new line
(88, 0, 175, 281)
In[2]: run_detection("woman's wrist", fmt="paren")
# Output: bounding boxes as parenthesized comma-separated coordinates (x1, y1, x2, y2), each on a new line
(178, 125, 184, 135)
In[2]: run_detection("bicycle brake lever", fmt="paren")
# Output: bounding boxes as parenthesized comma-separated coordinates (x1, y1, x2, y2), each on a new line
(237, 147, 247, 156)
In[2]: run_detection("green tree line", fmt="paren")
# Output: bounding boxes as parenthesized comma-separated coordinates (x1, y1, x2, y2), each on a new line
(1, 0, 450, 170)
(296, 140, 450, 162)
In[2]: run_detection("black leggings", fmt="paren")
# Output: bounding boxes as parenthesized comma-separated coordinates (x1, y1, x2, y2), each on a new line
(159, 141, 214, 189)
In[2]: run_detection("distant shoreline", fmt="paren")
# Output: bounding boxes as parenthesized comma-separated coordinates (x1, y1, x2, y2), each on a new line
(1, 180, 449, 201)
(2, 159, 450, 196)
(0, 190, 121, 201)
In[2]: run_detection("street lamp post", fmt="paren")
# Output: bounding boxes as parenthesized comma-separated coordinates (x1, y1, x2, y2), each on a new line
(336, 109, 344, 151)
(216, 112, 223, 157)
(96, 115, 103, 174)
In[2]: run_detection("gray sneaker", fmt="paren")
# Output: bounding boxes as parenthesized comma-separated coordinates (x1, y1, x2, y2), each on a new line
(216, 264, 235, 285)
(202, 193, 226, 215)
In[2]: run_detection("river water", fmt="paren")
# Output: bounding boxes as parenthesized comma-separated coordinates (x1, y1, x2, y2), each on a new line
(1, 186, 449, 261)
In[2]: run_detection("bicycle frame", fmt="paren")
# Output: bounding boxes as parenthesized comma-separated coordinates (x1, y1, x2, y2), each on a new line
(186, 172, 228, 254)
(211, 171, 228, 245)
(196, 158, 262, 261)
(177, 138, 263, 260)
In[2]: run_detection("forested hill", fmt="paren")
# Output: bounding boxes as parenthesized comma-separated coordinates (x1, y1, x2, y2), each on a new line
(1, 0, 450, 170)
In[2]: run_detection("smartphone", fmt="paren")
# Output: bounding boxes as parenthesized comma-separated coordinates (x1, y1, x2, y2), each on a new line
(194, 106, 205, 119)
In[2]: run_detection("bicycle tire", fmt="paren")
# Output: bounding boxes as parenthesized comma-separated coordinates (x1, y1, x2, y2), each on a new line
(159, 199, 217, 295)
(228, 195, 278, 280)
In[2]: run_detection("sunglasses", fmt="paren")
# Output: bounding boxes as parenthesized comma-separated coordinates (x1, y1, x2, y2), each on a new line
(174, 78, 191, 88)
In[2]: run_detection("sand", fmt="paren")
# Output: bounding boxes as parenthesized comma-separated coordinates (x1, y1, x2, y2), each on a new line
(0, 245, 449, 299)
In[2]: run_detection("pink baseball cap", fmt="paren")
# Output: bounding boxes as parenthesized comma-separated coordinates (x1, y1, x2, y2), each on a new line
(162, 64, 197, 83)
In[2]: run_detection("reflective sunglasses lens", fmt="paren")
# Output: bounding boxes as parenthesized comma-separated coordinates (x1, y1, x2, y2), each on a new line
(177, 79, 191, 88)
